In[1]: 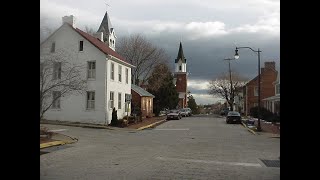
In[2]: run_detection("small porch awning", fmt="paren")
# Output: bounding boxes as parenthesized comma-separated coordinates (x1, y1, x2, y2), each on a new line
(263, 94, 280, 102)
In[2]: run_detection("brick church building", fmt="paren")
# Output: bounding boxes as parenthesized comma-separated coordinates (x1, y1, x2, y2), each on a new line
(174, 42, 188, 108)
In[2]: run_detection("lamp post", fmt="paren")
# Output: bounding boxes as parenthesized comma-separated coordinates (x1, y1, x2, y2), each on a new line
(224, 58, 235, 111)
(234, 47, 262, 132)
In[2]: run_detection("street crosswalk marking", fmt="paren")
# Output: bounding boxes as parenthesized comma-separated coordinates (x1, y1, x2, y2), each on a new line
(155, 157, 262, 167)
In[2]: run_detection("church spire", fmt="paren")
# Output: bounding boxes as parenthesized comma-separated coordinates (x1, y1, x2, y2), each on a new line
(175, 42, 186, 63)
(97, 11, 113, 35)
(97, 10, 116, 51)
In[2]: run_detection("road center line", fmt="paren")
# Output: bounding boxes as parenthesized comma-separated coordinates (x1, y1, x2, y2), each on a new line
(154, 128, 190, 131)
(155, 157, 262, 167)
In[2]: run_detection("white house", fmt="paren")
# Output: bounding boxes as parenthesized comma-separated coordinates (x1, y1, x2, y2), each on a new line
(40, 12, 134, 125)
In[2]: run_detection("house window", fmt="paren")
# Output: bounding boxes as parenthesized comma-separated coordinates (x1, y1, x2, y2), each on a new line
(179, 65, 182, 71)
(254, 86, 258, 96)
(51, 42, 55, 53)
(118, 93, 122, 109)
(87, 61, 96, 79)
(52, 91, 61, 109)
(118, 65, 122, 82)
(79, 41, 84, 51)
(110, 91, 114, 109)
(53, 62, 61, 80)
(111, 63, 114, 80)
(125, 68, 129, 84)
(276, 84, 280, 94)
(125, 93, 130, 112)
(86, 91, 95, 110)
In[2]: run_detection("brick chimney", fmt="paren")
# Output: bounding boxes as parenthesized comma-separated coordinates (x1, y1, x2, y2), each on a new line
(62, 15, 76, 28)
(264, 61, 275, 70)
(93, 32, 104, 42)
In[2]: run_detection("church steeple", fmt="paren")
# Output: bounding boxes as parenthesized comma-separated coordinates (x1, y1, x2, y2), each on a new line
(97, 11, 116, 51)
(175, 42, 186, 63)
(173, 41, 188, 108)
(175, 42, 187, 73)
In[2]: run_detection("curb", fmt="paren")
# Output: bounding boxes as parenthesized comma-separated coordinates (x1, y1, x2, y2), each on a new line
(40, 120, 115, 130)
(40, 140, 76, 149)
(137, 120, 167, 130)
(241, 122, 256, 135)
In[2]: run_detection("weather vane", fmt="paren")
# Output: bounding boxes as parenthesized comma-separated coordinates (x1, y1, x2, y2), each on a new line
(105, 2, 110, 10)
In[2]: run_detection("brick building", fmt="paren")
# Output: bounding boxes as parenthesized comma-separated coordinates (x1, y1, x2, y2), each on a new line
(131, 84, 155, 118)
(243, 61, 278, 116)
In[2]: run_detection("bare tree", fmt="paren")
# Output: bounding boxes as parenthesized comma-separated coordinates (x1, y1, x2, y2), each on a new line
(146, 63, 172, 92)
(208, 71, 247, 111)
(116, 34, 169, 85)
(40, 50, 87, 120)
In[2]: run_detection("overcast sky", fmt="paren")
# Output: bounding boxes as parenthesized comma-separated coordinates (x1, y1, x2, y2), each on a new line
(40, 0, 280, 105)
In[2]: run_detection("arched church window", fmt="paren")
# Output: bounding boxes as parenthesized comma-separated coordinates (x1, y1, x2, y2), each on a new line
(179, 65, 182, 71)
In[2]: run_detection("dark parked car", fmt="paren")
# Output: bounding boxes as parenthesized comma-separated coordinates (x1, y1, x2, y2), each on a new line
(166, 109, 182, 120)
(226, 111, 241, 124)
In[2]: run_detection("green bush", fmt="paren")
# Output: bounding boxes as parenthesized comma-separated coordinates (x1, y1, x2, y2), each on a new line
(111, 108, 118, 126)
(249, 106, 280, 122)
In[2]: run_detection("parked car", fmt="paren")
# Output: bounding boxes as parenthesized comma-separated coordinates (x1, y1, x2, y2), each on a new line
(166, 109, 182, 120)
(183, 108, 192, 116)
(180, 109, 189, 117)
(226, 111, 242, 124)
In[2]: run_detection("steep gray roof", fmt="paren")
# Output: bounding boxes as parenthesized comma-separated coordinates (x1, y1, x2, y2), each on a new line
(175, 42, 187, 63)
(97, 11, 113, 35)
(131, 84, 155, 97)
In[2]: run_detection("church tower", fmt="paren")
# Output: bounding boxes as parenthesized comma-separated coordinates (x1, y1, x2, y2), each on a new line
(174, 42, 188, 108)
(97, 11, 117, 51)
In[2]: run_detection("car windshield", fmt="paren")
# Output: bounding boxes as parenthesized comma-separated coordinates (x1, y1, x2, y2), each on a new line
(228, 111, 240, 116)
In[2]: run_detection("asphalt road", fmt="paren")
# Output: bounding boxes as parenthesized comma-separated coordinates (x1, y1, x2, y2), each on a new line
(40, 114, 280, 180)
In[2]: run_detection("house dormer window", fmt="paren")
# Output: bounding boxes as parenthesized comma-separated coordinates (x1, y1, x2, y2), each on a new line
(79, 41, 84, 51)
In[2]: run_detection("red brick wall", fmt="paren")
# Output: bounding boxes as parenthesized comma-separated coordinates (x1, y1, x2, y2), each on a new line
(131, 90, 154, 118)
(175, 73, 187, 108)
(131, 90, 141, 109)
(244, 62, 277, 115)
(175, 73, 187, 92)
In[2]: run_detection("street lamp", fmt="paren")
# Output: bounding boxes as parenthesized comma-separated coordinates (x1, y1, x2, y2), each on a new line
(224, 58, 235, 111)
(234, 47, 262, 132)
